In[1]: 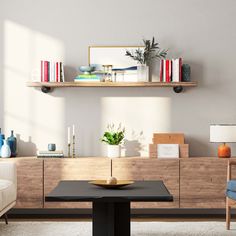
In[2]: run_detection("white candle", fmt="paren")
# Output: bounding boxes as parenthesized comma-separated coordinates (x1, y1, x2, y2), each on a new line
(68, 127, 71, 144)
(72, 124, 75, 136)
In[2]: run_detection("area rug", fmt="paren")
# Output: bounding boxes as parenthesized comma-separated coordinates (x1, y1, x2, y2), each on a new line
(0, 221, 236, 236)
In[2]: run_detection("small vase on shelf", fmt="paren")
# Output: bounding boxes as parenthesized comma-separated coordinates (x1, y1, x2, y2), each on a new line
(1, 140, 11, 158)
(0, 128, 5, 157)
(137, 64, 149, 82)
(107, 145, 121, 158)
(7, 130, 17, 157)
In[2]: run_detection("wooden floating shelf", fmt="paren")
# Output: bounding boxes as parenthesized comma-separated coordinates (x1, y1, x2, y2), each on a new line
(27, 81, 197, 93)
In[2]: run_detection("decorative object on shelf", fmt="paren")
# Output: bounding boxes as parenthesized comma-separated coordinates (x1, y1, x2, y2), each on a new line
(89, 46, 144, 82)
(1, 140, 11, 158)
(75, 65, 102, 82)
(89, 180, 134, 189)
(72, 124, 76, 158)
(48, 143, 56, 152)
(0, 128, 5, 157)
(102, 65, 113, 82)
(101, 123, 125, 158)
(210, 124, 236, 158)
(137, 64, 149, 82)
(125, 37, 167, 82)
(79, 65, 96, 75)
(149, 133, 189, 158)
(182, 64, 191, 82)
(67, 127, 71, 158)
(7, 130, 17, 157)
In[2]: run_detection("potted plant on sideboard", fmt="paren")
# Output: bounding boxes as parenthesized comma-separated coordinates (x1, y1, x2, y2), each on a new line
(125, 37, 167, 82)
(101, 124, 125, 158)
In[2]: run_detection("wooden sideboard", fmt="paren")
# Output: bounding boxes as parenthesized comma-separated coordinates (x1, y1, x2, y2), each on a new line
(0, 157, 231, 209)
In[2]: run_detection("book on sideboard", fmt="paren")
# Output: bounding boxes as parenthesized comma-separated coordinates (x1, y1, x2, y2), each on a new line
(37, 150, 64, 158)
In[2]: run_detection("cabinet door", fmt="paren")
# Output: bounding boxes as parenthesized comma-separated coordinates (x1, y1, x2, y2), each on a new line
(44, 158, 111, 208)
(0, 158, 44, 208)
(180, 158, 228, 208)
(112, 158, 179, 208)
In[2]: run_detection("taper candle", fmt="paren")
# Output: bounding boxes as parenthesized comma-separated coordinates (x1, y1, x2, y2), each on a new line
(72, 125, 75, 136)
(68, 127, 71, 144)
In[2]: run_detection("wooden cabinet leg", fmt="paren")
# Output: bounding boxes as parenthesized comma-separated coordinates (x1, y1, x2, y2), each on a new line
(226, 198, 231, 230)
(4, 214, 8, 225)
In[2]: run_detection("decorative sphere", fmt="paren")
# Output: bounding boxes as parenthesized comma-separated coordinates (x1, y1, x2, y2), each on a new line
(107, 177, 117, 185)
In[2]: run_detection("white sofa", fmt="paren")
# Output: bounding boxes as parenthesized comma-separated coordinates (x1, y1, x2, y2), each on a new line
(0, 162, 17, 224)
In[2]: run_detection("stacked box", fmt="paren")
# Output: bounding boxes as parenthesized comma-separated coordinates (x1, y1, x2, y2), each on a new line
(149, 133, 189, 158)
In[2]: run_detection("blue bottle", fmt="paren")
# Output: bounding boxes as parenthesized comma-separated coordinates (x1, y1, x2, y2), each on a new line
(7, 130, 17, 157)
(0, 128, 5, 157)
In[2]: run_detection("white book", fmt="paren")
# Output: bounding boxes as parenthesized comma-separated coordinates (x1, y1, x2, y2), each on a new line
(54, 62, 57, 82)
(51, 62, 54, 82)
(157, 144, 179, 158)
(41, 60, 44, 82)
(163, 60, 166, 82)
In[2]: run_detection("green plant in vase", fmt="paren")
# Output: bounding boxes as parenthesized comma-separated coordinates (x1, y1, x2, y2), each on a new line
(101, 123, 125, 158)
(125, 37, 167, 82)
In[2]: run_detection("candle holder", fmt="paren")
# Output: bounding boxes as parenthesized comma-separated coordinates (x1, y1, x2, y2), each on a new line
(68, 143, 71, 158)
(72, 135, 76, 158)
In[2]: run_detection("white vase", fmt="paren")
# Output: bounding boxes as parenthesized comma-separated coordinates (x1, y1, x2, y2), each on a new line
(137, 65, 149, 82)
(1, 140, 11, 158)
(107, 145, 121, 158)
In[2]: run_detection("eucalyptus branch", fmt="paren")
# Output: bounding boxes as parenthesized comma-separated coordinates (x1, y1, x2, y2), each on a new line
(125, 37, 167, 65)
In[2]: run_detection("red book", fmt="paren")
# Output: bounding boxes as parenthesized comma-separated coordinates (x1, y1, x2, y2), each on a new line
(56, 62, 59, 82)
(44, 61, 48, 82)
(159, 60, 163, 82)
(179, 58, 182, 81)
(166, 60, 170, 83)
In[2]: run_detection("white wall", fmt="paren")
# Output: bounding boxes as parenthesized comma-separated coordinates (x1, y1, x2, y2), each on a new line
(1, 0, 236, 157)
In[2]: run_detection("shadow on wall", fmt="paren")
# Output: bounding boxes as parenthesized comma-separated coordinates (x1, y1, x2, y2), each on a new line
(16, 134, 37, 156)
(186, 135, 213, 157)
(123, 139, 142, 157)
(64, 66, 77, 82)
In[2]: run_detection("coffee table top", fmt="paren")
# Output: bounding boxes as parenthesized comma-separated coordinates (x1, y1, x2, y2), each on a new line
(45, 180, 173, 202)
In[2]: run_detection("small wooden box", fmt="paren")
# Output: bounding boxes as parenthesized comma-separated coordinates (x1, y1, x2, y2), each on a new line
(149, 144, 189, 158)
(152, 133, 185, 144)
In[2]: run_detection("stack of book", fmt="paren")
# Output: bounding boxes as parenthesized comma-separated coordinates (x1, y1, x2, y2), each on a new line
(37, 150, 64, 158)
(41, 60, 65, 82)
(74, 74, 102, 82)
(159, 58, 182, 82)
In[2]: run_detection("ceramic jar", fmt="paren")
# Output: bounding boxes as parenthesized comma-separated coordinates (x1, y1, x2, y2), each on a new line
(1, 140, 11, 158)
(107, 145, 121, 158)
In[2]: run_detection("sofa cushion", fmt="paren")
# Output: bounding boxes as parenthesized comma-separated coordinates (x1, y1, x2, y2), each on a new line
(0, 179, 16, 211)
(227, 180, 236, 192)
(226, 190, 236, 201)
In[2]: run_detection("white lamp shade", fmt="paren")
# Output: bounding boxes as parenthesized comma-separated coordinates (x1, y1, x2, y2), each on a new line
(210, 124, 236, 143)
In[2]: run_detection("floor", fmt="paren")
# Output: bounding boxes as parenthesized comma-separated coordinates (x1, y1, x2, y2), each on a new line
(1, 219, 236, 236)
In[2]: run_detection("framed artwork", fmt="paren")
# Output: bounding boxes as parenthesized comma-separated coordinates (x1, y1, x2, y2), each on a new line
(88, 46, 144, 70)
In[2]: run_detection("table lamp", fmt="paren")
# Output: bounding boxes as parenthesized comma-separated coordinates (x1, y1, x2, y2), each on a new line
(210, 124, 236, 158)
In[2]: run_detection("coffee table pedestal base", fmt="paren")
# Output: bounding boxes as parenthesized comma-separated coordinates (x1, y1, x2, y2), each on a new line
(93, 201, 130, 236)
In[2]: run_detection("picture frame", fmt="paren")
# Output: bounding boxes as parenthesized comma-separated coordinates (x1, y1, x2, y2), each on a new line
(88, 46, 144, 70)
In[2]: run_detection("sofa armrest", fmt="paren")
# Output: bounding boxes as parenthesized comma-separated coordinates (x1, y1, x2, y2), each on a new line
(0, 162, 17, 185)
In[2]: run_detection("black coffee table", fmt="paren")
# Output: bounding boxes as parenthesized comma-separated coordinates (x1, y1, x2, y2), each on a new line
(45, 180, 173, 236)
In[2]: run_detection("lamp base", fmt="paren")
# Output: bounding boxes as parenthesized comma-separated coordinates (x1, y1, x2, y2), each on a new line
(218, 143, 231, 158)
